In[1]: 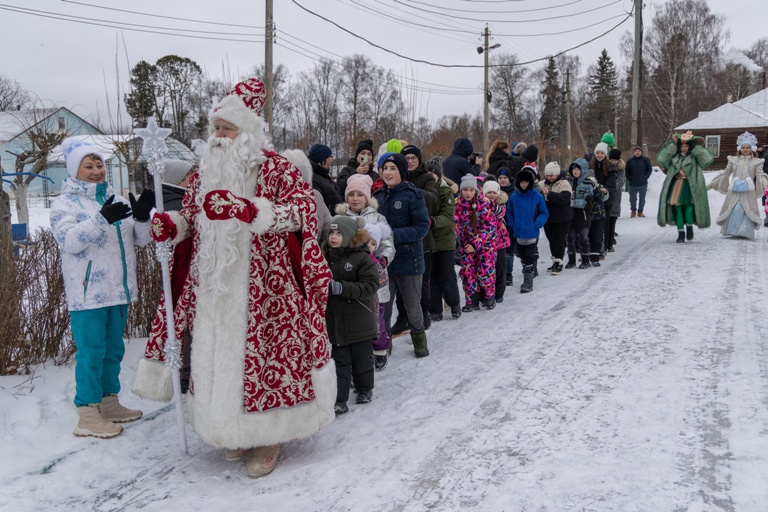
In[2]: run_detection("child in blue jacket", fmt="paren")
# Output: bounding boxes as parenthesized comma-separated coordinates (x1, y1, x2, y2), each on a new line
(507, 167, 549, 293)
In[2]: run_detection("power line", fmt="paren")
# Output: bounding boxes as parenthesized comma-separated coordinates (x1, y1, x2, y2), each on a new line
(290, 0, 633, 68)
(0, 4, 264, 41)
(60, 0, 264, 29)
(402, 0, 583, 14)
(494, 14, 627, 37)
(387, 0, 623, 23)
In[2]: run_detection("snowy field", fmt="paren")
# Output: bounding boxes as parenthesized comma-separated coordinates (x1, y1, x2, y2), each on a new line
(3, 170, 768, 512)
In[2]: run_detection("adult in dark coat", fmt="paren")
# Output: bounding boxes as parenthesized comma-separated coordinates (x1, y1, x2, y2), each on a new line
(625, 146, 653, 217)
(590, 142, 618, 253)
(336, 139, 380, 198)
(374, 153, 430, 358)
(442, 137, 475, 184)
(486, 140, 511, 177)
(309, 143, 343, 213)
(508, 144, 539, 180)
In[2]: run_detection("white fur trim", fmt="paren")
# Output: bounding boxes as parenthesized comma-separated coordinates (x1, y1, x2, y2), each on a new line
(131, 358, 173, 402)
(209, 94, 262, 135)
(166, 210, 189, 245)
(247, 197, 275, 235)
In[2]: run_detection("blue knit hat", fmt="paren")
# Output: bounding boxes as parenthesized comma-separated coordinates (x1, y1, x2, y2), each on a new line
(308, 144, 333, 164)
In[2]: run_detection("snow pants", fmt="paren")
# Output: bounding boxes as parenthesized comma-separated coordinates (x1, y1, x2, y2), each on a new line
(385, 274, 424, 334)
(70, 304, 128, 407)
(589, 218, 606, 259)
(372, 302, 391, 353)
(543, 221, 571, 260)
(459, 246, 496, 303)
(332, 340, 374, 403)
(495, 247, 507, 300)
(395, 251, 431, 326)
(429, 249, 461, 315)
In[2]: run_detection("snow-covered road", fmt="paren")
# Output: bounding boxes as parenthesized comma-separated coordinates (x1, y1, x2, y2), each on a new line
(2, 170, 768, 511)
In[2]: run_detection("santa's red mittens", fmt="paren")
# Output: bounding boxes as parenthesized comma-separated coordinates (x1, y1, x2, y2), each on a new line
(150, 212, 177, 242)
(203, 190, 259, 223)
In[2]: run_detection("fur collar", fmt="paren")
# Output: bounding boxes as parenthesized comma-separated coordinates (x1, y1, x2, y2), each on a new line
(334, 198, 379, 215)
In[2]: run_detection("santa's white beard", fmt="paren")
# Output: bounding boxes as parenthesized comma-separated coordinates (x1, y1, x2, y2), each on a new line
(193, 130, 268, 297)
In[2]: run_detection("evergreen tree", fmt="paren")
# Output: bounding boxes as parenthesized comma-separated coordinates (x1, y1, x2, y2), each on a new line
(586, 49, 618, 145)
(124, 60, 158, 129)
(539, 56, 563, 146)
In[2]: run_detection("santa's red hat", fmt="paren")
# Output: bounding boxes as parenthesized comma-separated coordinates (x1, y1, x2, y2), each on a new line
(209, 77, 267, 134)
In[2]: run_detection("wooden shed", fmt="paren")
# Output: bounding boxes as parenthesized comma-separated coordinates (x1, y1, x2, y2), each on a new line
(675, 88, 768, 170)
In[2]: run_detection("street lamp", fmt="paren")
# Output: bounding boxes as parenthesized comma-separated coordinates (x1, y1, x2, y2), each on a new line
(478, 25, 500, 155)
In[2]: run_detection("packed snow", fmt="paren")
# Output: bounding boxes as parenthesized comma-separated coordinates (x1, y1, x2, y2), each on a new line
(2, 169, 768, 511)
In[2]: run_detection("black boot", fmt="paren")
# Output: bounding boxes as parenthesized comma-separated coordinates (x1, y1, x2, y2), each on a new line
(482, 296, 496, 310)
(676, 230, 685, 243)
(565, 253, 576, 269)
(578, 255, 591, 269)
(505, 274, 514, 286)
(685, 225, 694, 241)
(391, 317, 411, 336)
(590, 254, 601, 267)
(520, 265, 534, 293)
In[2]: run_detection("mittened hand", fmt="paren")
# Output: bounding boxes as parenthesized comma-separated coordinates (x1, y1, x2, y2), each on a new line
(329, 280, 343, 295)
(150, 212, 177, 242)
(129, 189, 155, 222)
(100, 195, 132, 225)
(203, 190, 258, 223)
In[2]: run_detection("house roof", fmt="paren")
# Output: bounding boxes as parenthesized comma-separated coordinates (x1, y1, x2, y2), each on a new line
(0, 108, 62, 142)
(676, 88, 768, 130)
(46, 134, 197, 165)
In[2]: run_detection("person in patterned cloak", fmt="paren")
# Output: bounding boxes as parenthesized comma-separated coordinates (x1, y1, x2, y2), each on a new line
(132, 78, 336, 478)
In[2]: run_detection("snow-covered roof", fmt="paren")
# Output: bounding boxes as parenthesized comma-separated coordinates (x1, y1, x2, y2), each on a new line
(0, 108, 61, 141)
(46, 134, 197, 165)
(676, 88, 768, 130)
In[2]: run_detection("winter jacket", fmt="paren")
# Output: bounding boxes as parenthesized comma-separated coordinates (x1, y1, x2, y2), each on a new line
(325, 236, 379, 346)
(406, 164, 440, 251)
(656, 142, 713, 228)
(537, 172, 573, 224)
(50, 178, 152, 312)
(335, 200, 395, 264)
(311, 161, 343, 213)
(455, 192, 497, 252)
(568, 166, 594, 229)
(374, 181, 429, 276)
(585, 176, 608, 221)
(432, 177, 458, 253)
(442, 138, 475, 184)
(506, 169, 549, 239)
(609, 159, 626, 217)
(625, 154, 653, 187)
(490, 191, 511, 249)
(162, 183, 185, 212)
(336, 157, 380, 199)
(487, 148, 510, 177)
(591, 157, 618, 215)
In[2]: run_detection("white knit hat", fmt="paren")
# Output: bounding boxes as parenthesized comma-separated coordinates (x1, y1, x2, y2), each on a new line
(482, 180, 500, 195)
(543, 161, 561, 176)
(364, 222, 392, 251)
(163, 159, 193, 186)
(594, 142, 609, 156)
(62, 137, 104, 178)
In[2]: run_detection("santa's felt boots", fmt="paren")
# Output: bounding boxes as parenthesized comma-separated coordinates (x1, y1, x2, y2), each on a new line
(100, 394, 143, 423)
(246, 445, 281, 478)
(224, 448, 253, 461)
(73, 404, 123, 439)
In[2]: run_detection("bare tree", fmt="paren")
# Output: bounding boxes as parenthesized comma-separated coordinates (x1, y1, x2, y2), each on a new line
(489, 53, 536, 142)
(154, 55, 203, 145)
(0, 75, 31, 112)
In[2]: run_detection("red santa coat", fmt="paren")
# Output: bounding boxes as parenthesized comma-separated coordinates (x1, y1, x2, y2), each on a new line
(133, 152, 336, 449)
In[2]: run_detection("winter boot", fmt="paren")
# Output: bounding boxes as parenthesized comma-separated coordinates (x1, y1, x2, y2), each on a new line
(482, 296, 496, 310)
(461, 297, 480, 313)
(225, 448, 253, 461)
(578, 256, 591, 269)
(334, 402, 349, 415)
(589, 254, 601, 267)
(356, 390, 373, 404)
(546, 259, 557, 273)
(246, 445, 281, 478)
(550, 260, 563, 275)
(630, 210, 636, 218)
(429, 313, 443, 322)
(686, 225, 694, 241)
(422, 311, 432, 331)
(676, 230, 685, 243)
(374, 350, 388, 371)
(100, 394, 143, 423)
(565, 253, 576, 269)
(411, 331, 429, 358)
(73, 404, 123, 439)
(505, 274, 514, 286)
(391, 317, 411, 337)
(638, 211, 645, 218)
(520, 265, 534, 293)
(450, 305, 462, 319)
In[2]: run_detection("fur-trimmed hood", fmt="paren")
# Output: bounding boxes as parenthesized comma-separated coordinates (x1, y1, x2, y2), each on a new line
(441, 176, 459, 195)
(492, 190, 509, 205)
(334, 197, 379, 215)
(349, 228, 372, 250)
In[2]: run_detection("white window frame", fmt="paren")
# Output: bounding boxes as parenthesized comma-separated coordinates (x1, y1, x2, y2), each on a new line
(705, 135, 720, 157)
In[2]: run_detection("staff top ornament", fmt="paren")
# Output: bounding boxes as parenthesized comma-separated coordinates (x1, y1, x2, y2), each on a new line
(134, 117, 172, 156)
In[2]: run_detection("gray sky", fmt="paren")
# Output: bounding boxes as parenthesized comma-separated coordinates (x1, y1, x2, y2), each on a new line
(1, 0, 763, 131)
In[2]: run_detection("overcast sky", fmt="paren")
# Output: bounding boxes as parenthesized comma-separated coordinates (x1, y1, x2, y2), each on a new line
(1, 0, 764, 131)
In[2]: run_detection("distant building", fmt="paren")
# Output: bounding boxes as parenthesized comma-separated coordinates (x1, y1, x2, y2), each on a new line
(675, 88, 768, 169)
(1, 107, 102, 194)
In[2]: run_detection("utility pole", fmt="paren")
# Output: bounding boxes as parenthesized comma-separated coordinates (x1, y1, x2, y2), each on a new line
(566, 69, 572, 162)
(265, 0, 274, 139)
(483, 25, 490, 154)
(630, 0, 643, 148)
